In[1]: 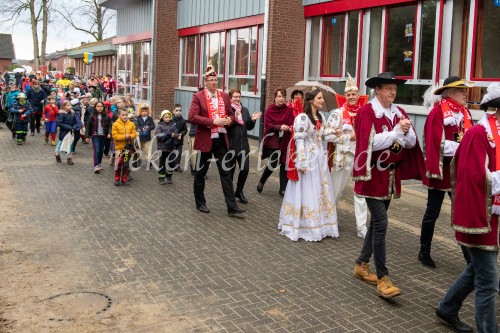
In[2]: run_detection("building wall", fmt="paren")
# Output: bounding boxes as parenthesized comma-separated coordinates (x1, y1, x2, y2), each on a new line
(152, 0, 179, 118)
(74, 55, 116, 78)
(116, 0, 153, 36)
(46, 57, 75, 73)
(265, 0, 305, 106)
(0, 59, 13, 70)
(177, 0, 265, 29)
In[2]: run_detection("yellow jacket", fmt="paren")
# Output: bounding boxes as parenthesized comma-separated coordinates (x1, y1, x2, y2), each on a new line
(112, 118, 137, 150)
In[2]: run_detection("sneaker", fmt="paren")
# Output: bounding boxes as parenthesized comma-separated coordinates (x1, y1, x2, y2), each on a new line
(104, 154, 110, 158)
(435, 309, 473, 333)
(114, 180, 121, 186)
(94, 166, 100, 173)
(121, 181, 130, 186)
(354, 262, 377, 285)
(377, 276, 401, 298)
(166, 177, 172, 184)
(30, 132, 34, 136)
(98, 165, 104, 171)
(16, 140, 22, 145)
(51, 140, 56, 146)
(159, 179, 167, 185)
(45, 137, 49, 143)
(67, 158, 74, 165)
(55, 155, 62, 163)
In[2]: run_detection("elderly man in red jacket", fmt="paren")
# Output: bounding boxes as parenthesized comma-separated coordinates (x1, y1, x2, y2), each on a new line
(188, 62, 245, 217)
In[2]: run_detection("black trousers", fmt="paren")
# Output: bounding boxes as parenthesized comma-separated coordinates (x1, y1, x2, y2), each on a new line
(231, 150, 250, 194)
(158, 150, 175, 179)
(104, 137, 111, 155)
(193, 136, 237, 211)
(259, 148, 288, 192)
(420, 189, 451, 254)
(30, 113, 42, 133)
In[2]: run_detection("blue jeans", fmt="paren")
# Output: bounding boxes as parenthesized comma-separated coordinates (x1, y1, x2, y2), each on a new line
(92, 135, 105, 167)
(437, 247, 499, 333)
(357, 198, 390, 278)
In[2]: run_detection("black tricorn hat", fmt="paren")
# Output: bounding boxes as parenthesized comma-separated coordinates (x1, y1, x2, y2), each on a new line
(365, 72, 407, 89)
(434, 76, 474, 95)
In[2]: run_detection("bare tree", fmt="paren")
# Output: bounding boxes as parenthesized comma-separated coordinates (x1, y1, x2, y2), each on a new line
(56, 0, 115, 41)
(0, 0, 51, 68)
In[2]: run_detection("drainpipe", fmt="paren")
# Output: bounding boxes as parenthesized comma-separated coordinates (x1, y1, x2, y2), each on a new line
(150, 0, 156, 117)
(259, 0, 270, 142)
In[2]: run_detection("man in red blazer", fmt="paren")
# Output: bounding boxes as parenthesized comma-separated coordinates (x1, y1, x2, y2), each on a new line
(188, 62, 245, 217)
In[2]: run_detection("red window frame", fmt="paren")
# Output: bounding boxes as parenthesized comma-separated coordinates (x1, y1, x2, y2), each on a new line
(470, 0, 500, 82)
(382, 3, 418, 80)
(319, 13, 347, 78)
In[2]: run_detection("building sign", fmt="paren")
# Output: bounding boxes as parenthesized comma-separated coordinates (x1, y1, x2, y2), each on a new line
(83, 52, 94, 65)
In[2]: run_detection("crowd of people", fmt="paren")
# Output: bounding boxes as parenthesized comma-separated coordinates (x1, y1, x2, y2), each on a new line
(2, 63, 500, 332)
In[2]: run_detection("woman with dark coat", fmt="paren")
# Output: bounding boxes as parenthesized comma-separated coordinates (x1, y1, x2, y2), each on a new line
(228, 89, 262, 203)
(257, 87, 294, 196)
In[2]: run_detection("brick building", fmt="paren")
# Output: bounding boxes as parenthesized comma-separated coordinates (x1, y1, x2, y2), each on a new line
(67, 38, 116, 80)
(0, 33, 16, 70)
(100, 0, 500, 138)
(45, 50, 75, 73)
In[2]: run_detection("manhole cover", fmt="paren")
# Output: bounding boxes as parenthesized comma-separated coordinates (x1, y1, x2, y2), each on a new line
(45, 291, 113, 322)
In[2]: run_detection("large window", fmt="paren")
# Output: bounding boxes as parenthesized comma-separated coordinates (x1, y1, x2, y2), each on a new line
(179, 25, 263, 95)
(116, 41, 152, 102)
(384, 5, 417, 78)
(321, 14, 345, 77)
(181, 35, 199, 87)
(228, 26, 258, 93)
(472, 0, 500, 79)
(203, 32, 225, 89)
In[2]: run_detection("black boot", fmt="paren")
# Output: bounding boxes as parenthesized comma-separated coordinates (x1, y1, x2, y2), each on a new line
(235, 190, 248, 204)
(418, 251, 436, 268)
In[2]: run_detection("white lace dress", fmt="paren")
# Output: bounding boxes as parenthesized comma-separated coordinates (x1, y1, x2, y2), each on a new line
(278, 113, 339, 241)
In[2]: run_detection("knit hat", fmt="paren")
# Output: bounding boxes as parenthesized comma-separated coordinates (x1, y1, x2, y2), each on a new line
(70, 98, 80, 106)
(160, 110, 172, 120)
(344, 73, 359, 93)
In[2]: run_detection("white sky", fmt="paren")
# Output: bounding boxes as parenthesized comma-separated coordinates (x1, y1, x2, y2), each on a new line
(0, 2, 116, 60)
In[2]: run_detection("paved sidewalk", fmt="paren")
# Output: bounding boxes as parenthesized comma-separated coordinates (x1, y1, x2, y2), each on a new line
(0, 128, 498, 332)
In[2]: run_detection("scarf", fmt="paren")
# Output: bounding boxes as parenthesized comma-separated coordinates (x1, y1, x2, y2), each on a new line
(488, 115, 500, 209)
(232, 102, 244, 125)
(441, 97, 472, 131)
(203, 88, 226, 138)
(342, 102, 360, 127)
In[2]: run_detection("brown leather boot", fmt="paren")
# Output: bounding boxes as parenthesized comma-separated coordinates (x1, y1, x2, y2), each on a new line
(354, 262, 377, 285)
(377, 276, 401, 298)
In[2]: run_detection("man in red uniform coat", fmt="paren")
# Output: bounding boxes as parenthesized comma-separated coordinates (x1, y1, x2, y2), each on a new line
(419, 77, 474, 268)
(435, 84, 500, 333)
(188, 62, 245, 217)
(352, 72, 421, 298)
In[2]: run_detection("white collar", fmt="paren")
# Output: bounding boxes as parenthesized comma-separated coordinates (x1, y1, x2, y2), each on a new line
(371, 96, 402, 119)
(479, 113, 496, 148)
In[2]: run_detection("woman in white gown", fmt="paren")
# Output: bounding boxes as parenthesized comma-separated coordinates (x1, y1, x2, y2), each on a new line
(278, 89, 339, 241)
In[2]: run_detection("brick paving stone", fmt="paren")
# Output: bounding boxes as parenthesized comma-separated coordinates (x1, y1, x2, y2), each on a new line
(1, 128, 500, 332)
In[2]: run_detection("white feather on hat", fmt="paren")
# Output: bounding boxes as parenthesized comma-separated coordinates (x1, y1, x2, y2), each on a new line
(423, 81, 443, 109)
(481, 82, 500, 107)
